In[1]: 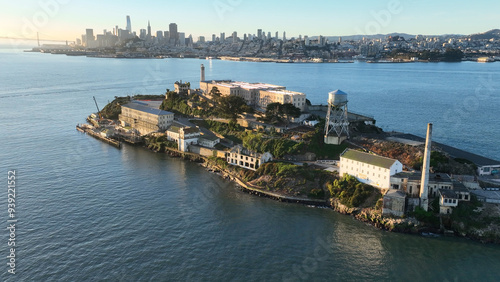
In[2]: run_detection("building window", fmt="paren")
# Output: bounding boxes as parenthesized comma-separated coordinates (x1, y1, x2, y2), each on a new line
(465, 194, 469, 200)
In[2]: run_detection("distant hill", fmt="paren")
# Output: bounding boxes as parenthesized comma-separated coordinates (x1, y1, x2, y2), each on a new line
(326, 33, 415, 42)
(321, 30, 500, 42)
(469, 29, 500, 40)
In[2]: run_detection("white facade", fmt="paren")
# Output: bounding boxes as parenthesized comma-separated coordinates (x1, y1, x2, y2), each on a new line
(166, 125, 201, 152)
(439, 189, 458, 214)
(226, 145, 273, 171)
(200, 80, 307, 111)
(198, 136, 220, 148)
(339, 149, 403, 189)
(477, 164, 500, 176)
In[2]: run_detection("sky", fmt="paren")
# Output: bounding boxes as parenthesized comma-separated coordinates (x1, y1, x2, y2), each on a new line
(1, 0, 499, 42)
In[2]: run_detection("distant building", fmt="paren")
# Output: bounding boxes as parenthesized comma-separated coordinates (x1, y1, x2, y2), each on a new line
(119, 101, 174, 135)
(156, 31, 164, 43)
(227, 145, 273, 171)
(200, 80, 307, 111)
(126, 15, 132, 33)
(85, 29, 94, 47)
(169, 23, 178, 44)
(178, 32, 185, 46)
(140, 29, 147, 40)
(339, 149, 403, 189)
(147, 21, 151, 38)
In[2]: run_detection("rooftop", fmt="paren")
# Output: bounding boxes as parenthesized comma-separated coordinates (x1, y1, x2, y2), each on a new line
(385, 189, 406, 198)
(199, 135, 220, 141)
(122, 101, 173, 116)
(439, 189, 458, 199)
(341, 149, 399, 169)
(392, 172, 452, 182)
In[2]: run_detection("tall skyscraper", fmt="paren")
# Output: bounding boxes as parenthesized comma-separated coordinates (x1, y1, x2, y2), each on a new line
(267, 32, 271, 40)
(156, 31, 163, 42)
(212, 34, 216, 42)
(275, 31, 278, 40)
(140, 29, 146, 39)
(283, 31, 286, 41)
(169, 23, 178, 44)
(220, 32, 225, 42)
(257, 29, 262, 40)
(126, 15, 131, 33)
(85, 28, 94, 47)
(178, 32, 185, 46)
(232, 31, 238, 43)
(147, 21, 151, 38)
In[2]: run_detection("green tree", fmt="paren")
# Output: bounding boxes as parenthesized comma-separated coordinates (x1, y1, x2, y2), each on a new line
(217, 95, 248, 121)
(210, 86, 222, 100)
(280, 103, 301, 124)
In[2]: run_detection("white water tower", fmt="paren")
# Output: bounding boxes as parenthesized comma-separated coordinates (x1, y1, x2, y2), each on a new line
(324, 90, 350, 145)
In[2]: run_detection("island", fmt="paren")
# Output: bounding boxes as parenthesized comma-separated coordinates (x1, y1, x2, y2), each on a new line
(77, 65, 500, 243)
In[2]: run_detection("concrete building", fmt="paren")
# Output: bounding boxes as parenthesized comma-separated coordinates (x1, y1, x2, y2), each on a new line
(227, 145, 273, 171)
(477, 164, 500, 176)
(119, 101, 174, 135)
(382, 190, 406, 217)
(198, 135, 220, 148)
(199, 80, 307, 111)
(174, 81, 190, 94)
(439, 189, 458, 214)
(339, 149, 403, 189)
(169, 23, 178, 44)
(390, 172, 453, 198)
(166, 124, 201, 152)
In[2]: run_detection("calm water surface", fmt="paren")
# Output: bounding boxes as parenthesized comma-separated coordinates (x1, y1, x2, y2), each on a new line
(0, 46, 499, 281)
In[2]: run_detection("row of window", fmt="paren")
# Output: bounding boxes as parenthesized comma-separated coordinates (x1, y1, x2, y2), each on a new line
(443, 198, 457, 204)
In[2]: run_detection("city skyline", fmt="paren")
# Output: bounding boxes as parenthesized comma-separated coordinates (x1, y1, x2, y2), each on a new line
(1, 0, 500, 42)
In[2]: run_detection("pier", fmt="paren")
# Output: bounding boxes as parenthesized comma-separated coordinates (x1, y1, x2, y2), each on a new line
(76, 124, 121, 149)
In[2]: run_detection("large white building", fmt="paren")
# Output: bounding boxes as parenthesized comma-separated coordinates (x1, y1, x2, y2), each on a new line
(199, 80, 307, 111)
(119, 101, 174, 135)
(166, 125, 201, 152)
(339, 149, 403, 189)
(226, 145, 273, 171)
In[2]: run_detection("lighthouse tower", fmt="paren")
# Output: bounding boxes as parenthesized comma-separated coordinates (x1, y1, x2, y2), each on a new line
(200, 64, 205, 82)
(324, 90, 350, 145)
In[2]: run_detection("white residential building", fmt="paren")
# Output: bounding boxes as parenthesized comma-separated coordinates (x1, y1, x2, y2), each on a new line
(226, 145, 273, 171)
(339, 149, 403, 189)
(119, 101, 174, 135)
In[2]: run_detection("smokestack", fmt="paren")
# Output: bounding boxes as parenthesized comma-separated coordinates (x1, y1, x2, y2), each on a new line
(200, 64, 205, 82)
(419, 123, 432, 211)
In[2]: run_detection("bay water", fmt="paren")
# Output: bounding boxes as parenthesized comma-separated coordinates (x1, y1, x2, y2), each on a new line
(1, 44, 500, 281)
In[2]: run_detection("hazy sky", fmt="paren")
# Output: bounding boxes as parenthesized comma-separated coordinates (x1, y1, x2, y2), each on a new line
(1, 0, 499, 42)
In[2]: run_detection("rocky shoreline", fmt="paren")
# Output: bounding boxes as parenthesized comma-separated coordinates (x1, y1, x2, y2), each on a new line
(145, 143, 500, 243)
